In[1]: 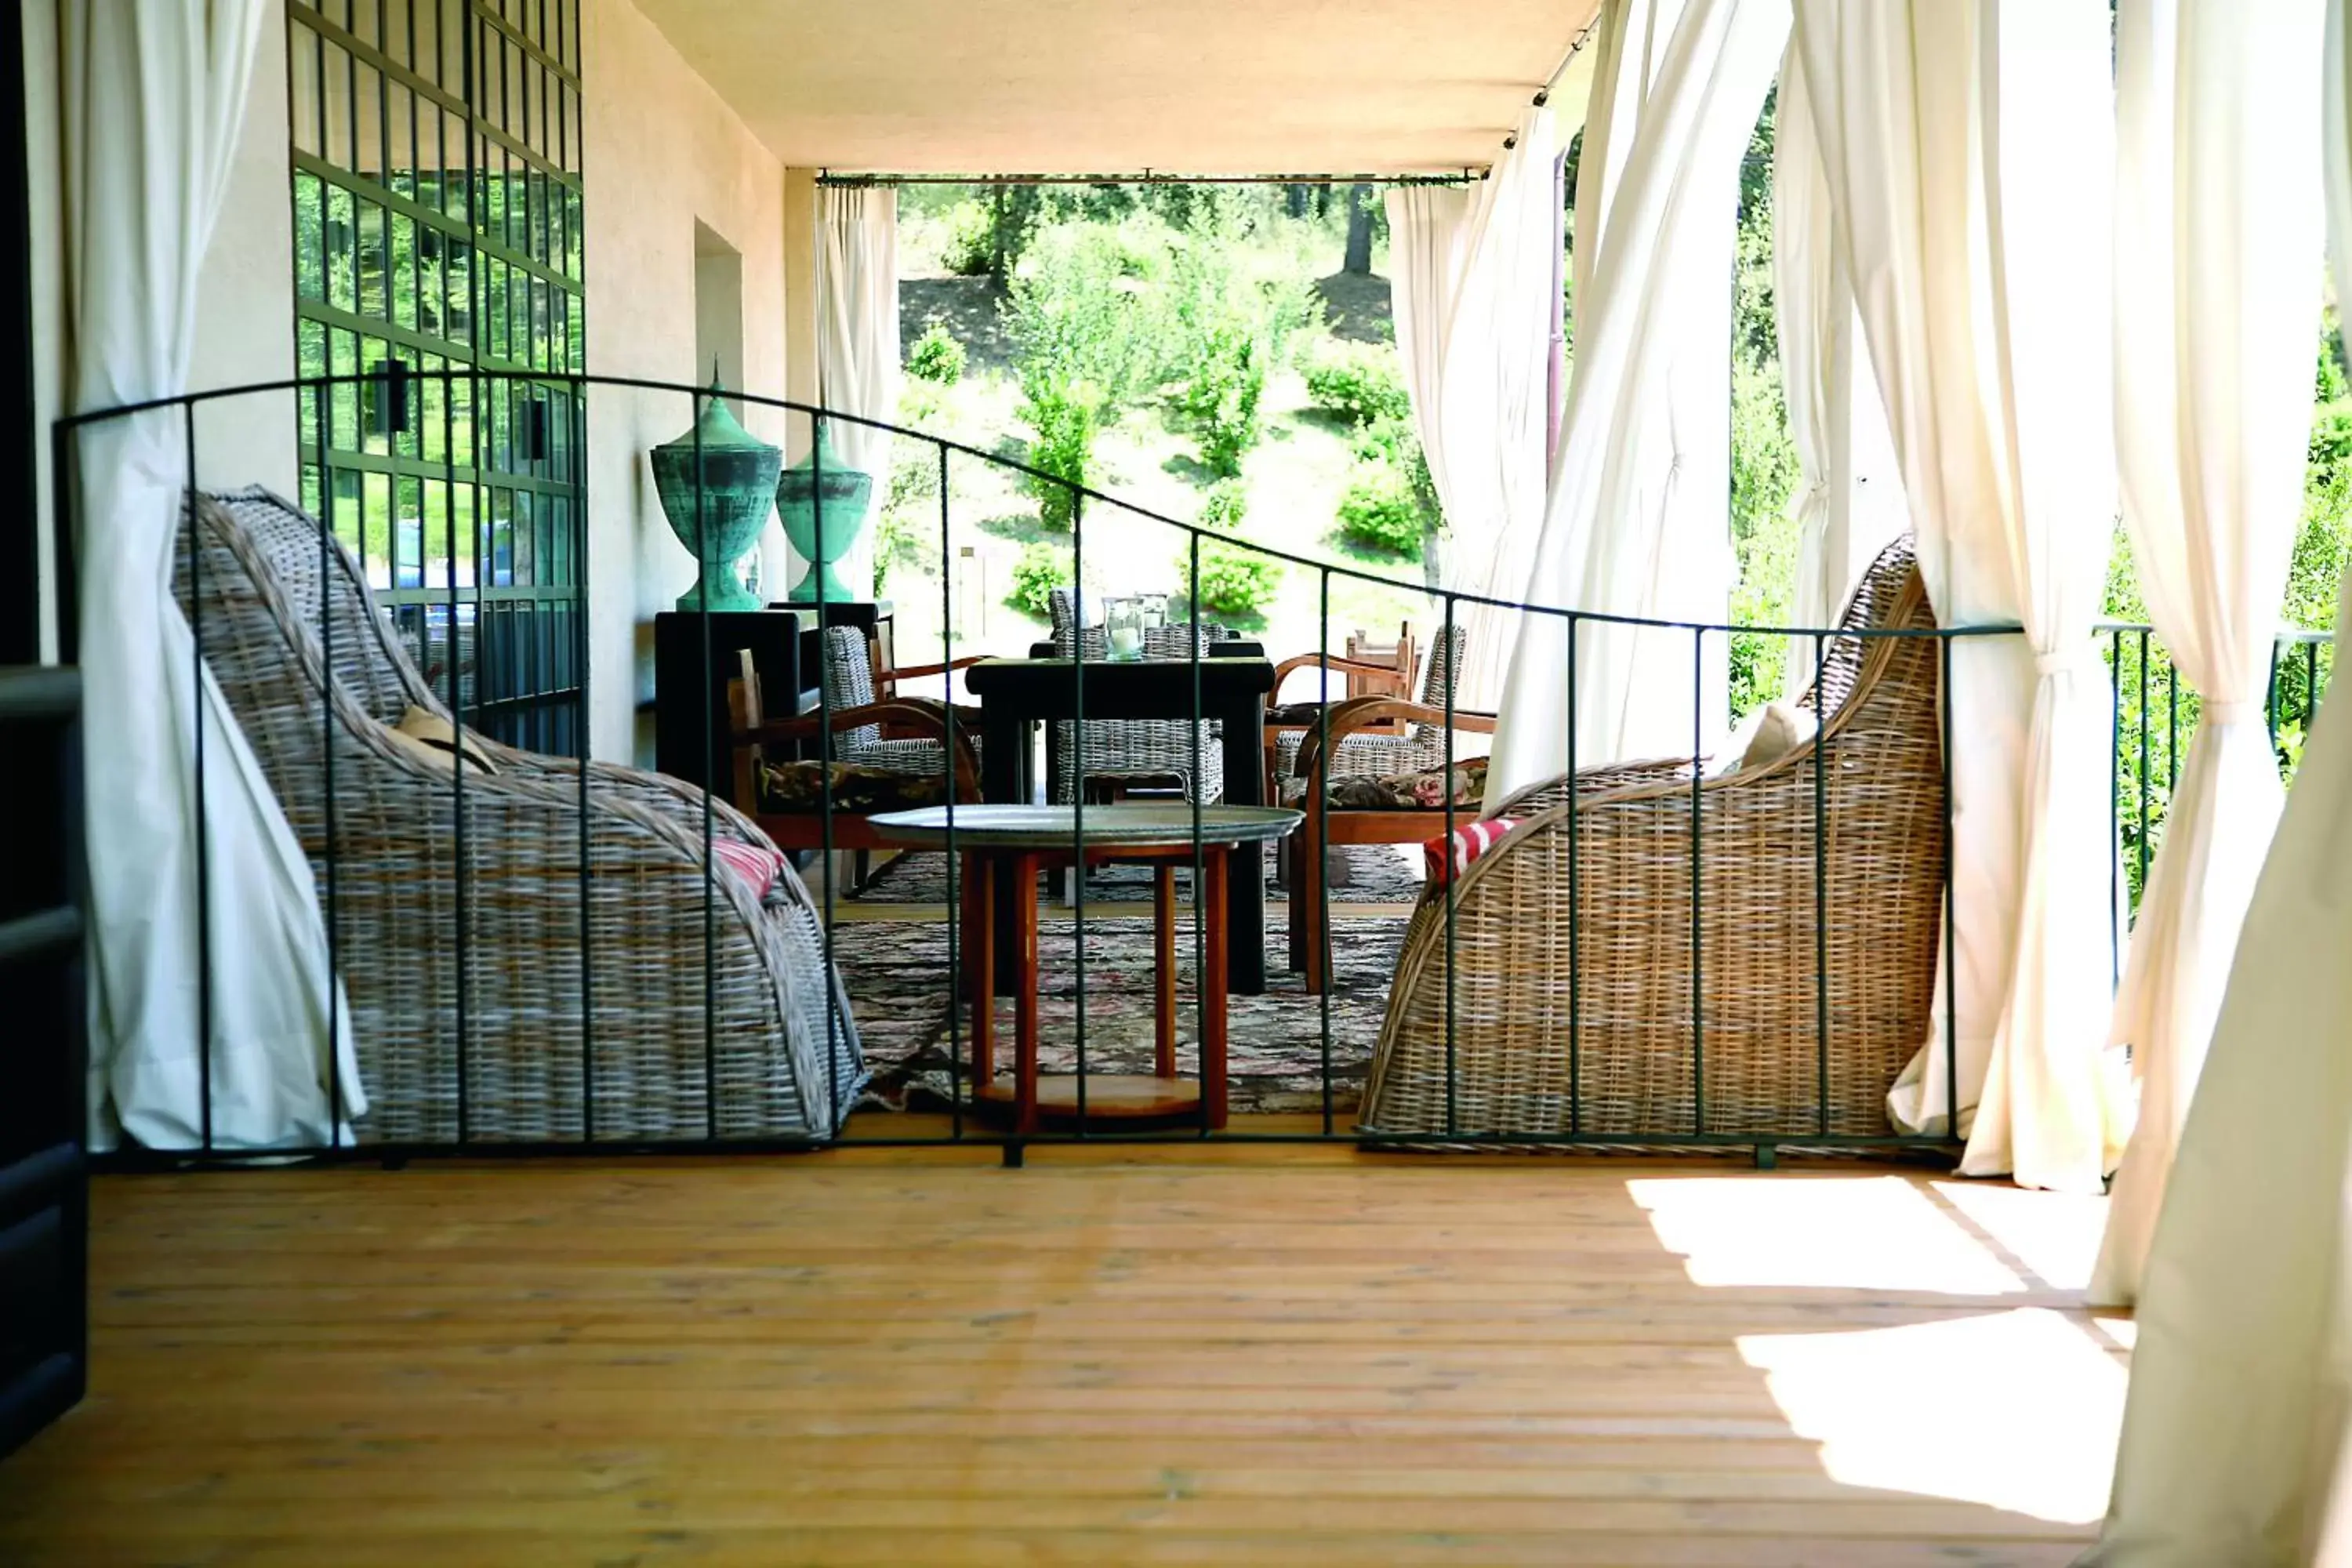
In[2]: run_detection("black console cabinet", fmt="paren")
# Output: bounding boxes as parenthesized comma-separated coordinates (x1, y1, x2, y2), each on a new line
(0, 667, 86, 1459)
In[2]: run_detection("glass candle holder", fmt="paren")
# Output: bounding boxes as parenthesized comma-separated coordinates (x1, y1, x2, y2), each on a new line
(1104, 596, 1145, 661)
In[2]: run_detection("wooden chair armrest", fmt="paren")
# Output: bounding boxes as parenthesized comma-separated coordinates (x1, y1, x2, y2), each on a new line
(1290, 699, 1497, 783)
(878, 654, 989, 682)
(1271, 652, 1409, 699)
(743, 699, 969, 746)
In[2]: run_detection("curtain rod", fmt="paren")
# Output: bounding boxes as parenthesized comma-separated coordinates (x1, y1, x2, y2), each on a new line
(818, 172, 1475, 189)
(1508, 13, 1604, 147)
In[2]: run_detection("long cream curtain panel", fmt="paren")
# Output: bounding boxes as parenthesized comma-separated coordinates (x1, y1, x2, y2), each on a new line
(65, 0, 361, 1149)
(2084, 0, 2352, 1555)
(2089, 0, 2325, 1308)
(1769, 44, 1905, 695)
(1791, 0, 2127, 1192)
(1384, 106, 1557, 712)
(815, 185, 901, 603)
(1486, 0, 1785, 799)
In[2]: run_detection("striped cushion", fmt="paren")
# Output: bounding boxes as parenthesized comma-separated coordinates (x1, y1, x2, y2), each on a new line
(1424, 817, 1517, 885)
(712, 837, 785, 900)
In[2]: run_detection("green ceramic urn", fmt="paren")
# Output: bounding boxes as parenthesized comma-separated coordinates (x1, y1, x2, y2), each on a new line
(651, 383, 781, 613)
(775, 419, 873, 604)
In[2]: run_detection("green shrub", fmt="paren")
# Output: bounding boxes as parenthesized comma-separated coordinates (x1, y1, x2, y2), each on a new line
(1172, 325, 1265, 478)
(1197, 478, 1248, 532)
(1007, 540, 1068, 619)
(906, 321, 967, 386)
(1192, 538, 1282, 622)
(1021, 380, 1098, 532)
(1304, 340, 1412, 427)
(940, 202, 996, 277)
(1335, 459, 1424, 559)
(1007, 222, 1168, 419)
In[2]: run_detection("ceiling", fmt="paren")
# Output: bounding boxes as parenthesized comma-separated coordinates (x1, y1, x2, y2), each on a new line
(630, 0, 1605, 176)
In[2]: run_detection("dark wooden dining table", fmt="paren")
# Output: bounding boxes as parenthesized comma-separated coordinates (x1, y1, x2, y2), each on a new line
(963, 655, 1279, 993)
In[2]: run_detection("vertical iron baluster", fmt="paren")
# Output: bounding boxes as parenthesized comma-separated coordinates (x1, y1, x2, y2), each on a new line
(695, 387, 714, 1142)
(187, 402, 213, 1155)
(1316, 566, 1331, 1138)
(455, 368, 476, 1145)
(573, 381, 593, 1142)
(1189, 524, 1206, 1140)
(1070, 487, 1086, 1135)
(2267, 638, 2281, 748)
(1813, 630, 1828, 1138)
(320, 383, 342, 1149)
(1565, 612, 1579, 1138)
(2136, 628, 2150, 899)
(1690, 625, 1704, 1137)
(2309, 639, 2322, 741)
(1940, 634, 1958, 1138)
(814, 415, 837, 1141)
(941, 442, 962, 1142)
(2165, 644, 2178, 797)
(1442, 593, 1457, 1138)
(2109, 629, 2121, 985)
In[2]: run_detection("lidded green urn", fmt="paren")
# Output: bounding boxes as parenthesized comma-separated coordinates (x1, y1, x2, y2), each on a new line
(775, 418, 873, 604)
(651, 379, 781, 613)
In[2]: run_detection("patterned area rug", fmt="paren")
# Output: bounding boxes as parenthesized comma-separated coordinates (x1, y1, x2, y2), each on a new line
(846, 842, 1428, 906)
(835, 910, 1411, 1118)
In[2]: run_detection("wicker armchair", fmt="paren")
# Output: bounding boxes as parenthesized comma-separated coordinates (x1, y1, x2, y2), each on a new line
(1359, 536, 1943, 1143)
(1043, 589, 1228, 804)
(176, 487, 862, 1143)
(818, 625, 985, 776)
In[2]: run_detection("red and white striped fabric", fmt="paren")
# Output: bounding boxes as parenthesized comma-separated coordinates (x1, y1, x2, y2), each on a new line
(712, 837, 785, 901)
(1423, 817, 1518, 886)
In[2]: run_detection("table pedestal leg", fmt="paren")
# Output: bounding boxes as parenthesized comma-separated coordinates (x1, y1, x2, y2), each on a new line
(964, 852, 995, 1096)
(1011, 849, 1042, 1135)
(1153, 864, 1177, 1080)
(1202, 848, 1230, 1130)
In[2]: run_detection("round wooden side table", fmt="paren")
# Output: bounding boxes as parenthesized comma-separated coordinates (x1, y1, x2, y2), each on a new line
(868, 804, 1302, 1134)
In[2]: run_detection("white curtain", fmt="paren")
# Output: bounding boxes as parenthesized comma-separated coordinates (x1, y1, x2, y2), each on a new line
(1486, 0, 1786, 800)
(1770, 44, 1905, 694)
(1385, 106, 1557, 711)
(65, 0, 362, 1149)
(2089, 0, 2325, 1308)
(815, 185, 901, 603)
(1794, 0, 2128, 1192)
(2082, 2, 2352, 1554)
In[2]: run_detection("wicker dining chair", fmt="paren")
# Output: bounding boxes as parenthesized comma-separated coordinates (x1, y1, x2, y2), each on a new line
(175, 486, 864, 1143)
(817, 624, 985, 779)
(1043, 588, 1229, 804)
(1359, 535, 1942, 1144)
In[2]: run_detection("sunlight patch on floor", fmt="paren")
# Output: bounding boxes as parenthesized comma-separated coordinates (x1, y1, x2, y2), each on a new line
(1929, 1179, 2112, 1291)
(1739, 1308, 2126, 1524)
(1627, 1175, 2029, 1294)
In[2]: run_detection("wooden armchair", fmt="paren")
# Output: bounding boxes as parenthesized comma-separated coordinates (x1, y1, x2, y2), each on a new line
(728, 649, 983, 855)
(1284, 691, 1498, 993)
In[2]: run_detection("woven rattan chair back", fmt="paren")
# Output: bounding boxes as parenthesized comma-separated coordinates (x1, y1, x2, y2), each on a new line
(1361, 535, 1942, 1145)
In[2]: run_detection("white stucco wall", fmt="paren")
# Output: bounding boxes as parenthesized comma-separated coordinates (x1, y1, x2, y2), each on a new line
(583, 0, 789, 766)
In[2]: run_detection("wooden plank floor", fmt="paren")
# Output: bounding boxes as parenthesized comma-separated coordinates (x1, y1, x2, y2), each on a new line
(0, 1144, 2128, 1566)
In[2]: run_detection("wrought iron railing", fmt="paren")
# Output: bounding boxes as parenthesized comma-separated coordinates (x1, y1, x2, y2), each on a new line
(51, 372, 2333, 1167)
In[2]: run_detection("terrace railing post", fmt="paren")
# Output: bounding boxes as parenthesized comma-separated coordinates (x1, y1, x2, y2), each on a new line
(1442, 593, 1458, 1139)
(1690, 625, 1704, 1138)
(1316, 564, 1331, 1138)
(941, 441, 963, 1142)
(1813, 630, 1828, 1139)
(320, 382, 342, 1148)
(1069, 485, 1087, 1137)
(814, 413, 837, 1141)
(572, 379, 593, 1143)
(185, 401, 213, 1155)
(1566, 611, 1580, 1140)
